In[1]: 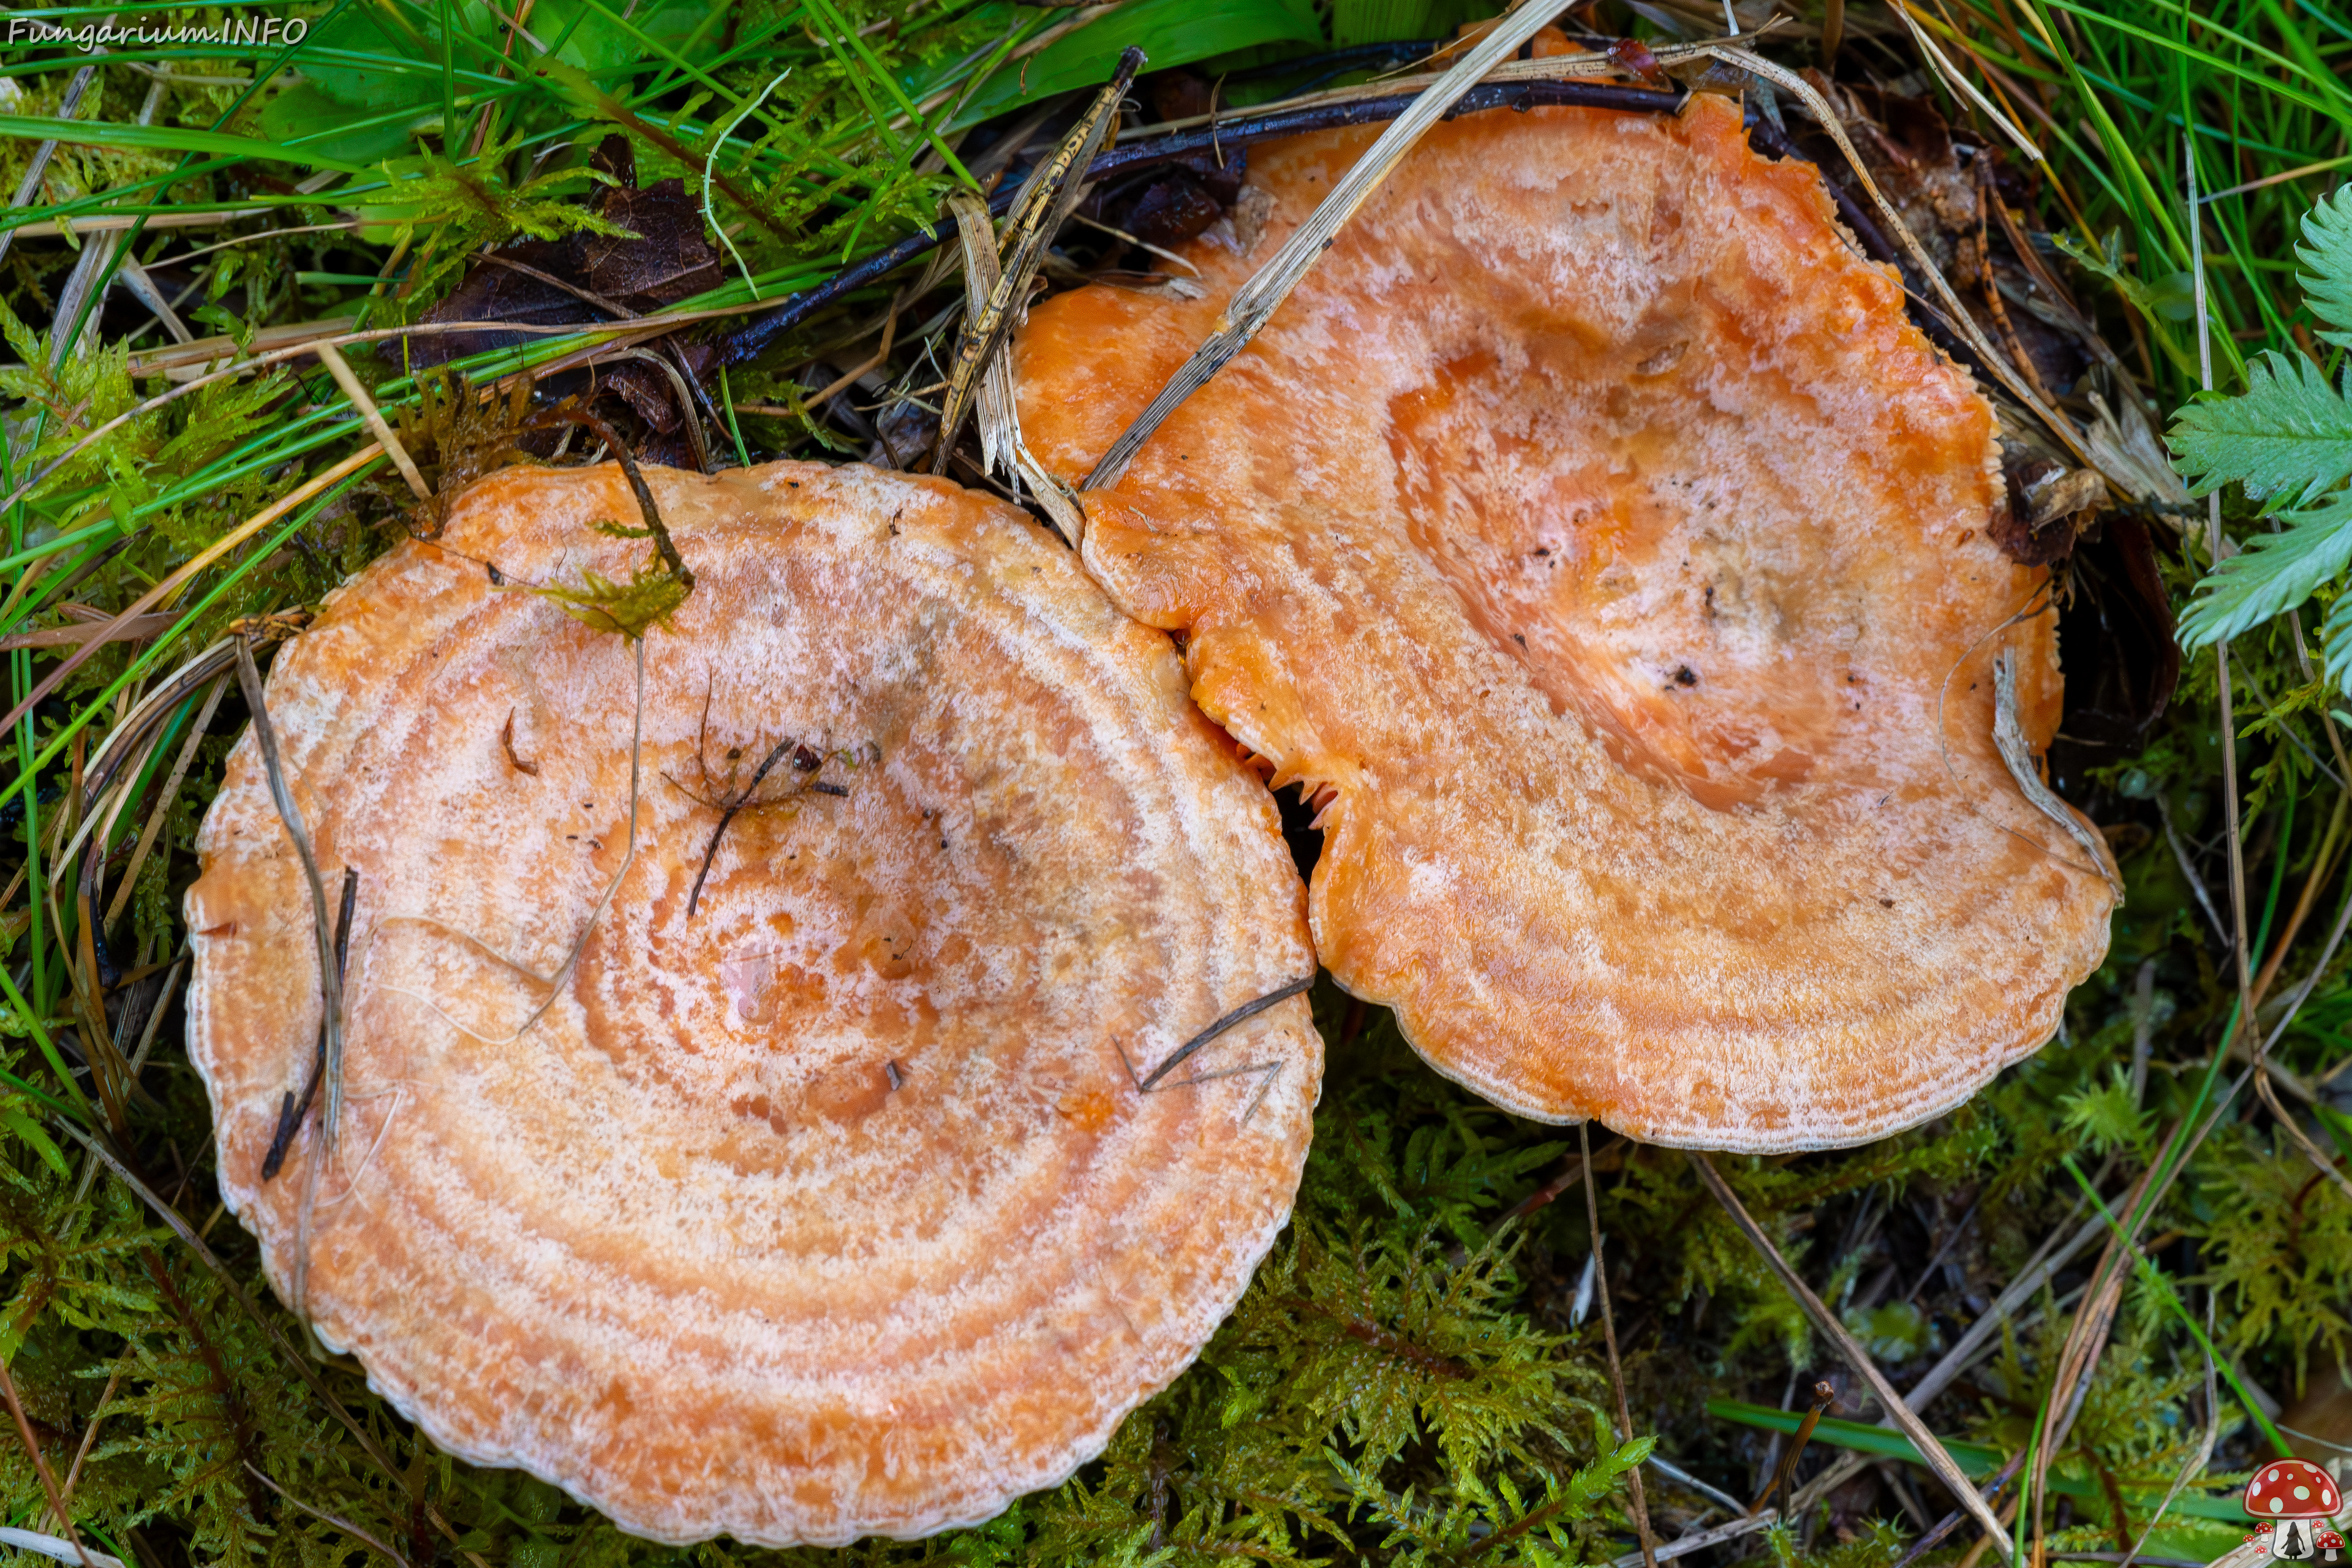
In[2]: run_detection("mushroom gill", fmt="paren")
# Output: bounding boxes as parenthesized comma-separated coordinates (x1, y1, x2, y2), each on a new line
(1012, 96, 2115, 1151)
(184, 461, 1319, 1545)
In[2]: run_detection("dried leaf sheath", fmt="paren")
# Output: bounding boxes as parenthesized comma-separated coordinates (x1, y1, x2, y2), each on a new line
(932, 47, 1145, 471)
(183, 459, 1320, 1546)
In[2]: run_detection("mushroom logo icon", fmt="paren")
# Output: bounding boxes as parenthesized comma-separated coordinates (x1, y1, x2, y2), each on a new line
(2244, 1460, 2344, 1560)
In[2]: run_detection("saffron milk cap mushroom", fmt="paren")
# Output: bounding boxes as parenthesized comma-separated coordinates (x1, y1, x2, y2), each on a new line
(184, 461, 1320, 1545)
(1013, 93, 2116, 1150)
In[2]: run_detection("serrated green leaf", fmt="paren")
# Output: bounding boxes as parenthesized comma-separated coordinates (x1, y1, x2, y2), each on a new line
(2320, 587, 2352, 699)
(2169, 350, 2352, 506)
(2299, 183, 2352, 349)
(2177, 492, 2352, 650)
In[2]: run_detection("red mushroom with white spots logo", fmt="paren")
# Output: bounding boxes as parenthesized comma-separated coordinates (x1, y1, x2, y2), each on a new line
(2246, 1459, 2343, 1559)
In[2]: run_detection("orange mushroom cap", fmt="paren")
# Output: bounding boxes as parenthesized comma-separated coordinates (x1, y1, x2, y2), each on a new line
(2248, 1461, 2343, 1520)
(186, 461, 1320, 1544)
(1014, 99, 2114, 1150)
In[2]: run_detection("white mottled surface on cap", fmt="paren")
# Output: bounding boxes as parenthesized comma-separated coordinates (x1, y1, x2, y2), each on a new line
(185, 461, 1319, 1546)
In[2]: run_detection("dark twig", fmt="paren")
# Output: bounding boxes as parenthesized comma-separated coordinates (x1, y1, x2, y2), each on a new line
(677, 731, 842, 919)
(477, 251, 636, 322)
(1494, 1134, 1626, 1230)
(234, 635, 348, 1156)
(2030, 1159, 2159, 1556)
(1890, 1449, 2029, 1568)
(1747, 115, 1901, 266)
(1137, 976, 1314, 1090)
(0, 1348, 96, 1567)
(1902, 1195, 1983, 1305)
(1585, 1124, 1657, 1568)
(262, 867, 358, 1181)
(522, 406, 693, 590)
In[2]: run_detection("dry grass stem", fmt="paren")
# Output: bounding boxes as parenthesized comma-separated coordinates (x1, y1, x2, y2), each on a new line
(15, 312, 649, 518)
(242, 1463, 411, 1568)
(1582, 1123, 1657, 1568)
(0, 1351, 97, 1567)
(1994, 650, 2122, 895)
(1, 207, 298, 241)
(1892, 1450, 2031, 1568)
(2252, 1070, 2352, 1202)
(1908, 1207, 2103, 1410)
(2250, 790, 2349, 1004)
(1107, 28, 1777, 145)
(1707, 48, 2095, 477)
(0, 442, 385, 743)
(314, 342, 432, 502)
(1084, 0, 1585, 490)
(606, 347, 712, 473)
(1689, 1152, 2018, 1565)
(0, 613, 179, 652)
(105, 676, 229, 928)
(1069, 212, 1201, 274)
(1890, 1, 2043, 159)
(2118, 1309, 2220, 1567)
(2028, 1182, 2143, 1562)
(944, 191, 1086, 540)
(0, 1531, 124, 1568)
(1610, 1506, 1781, 1567)
(933, 48, 1140, 470)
